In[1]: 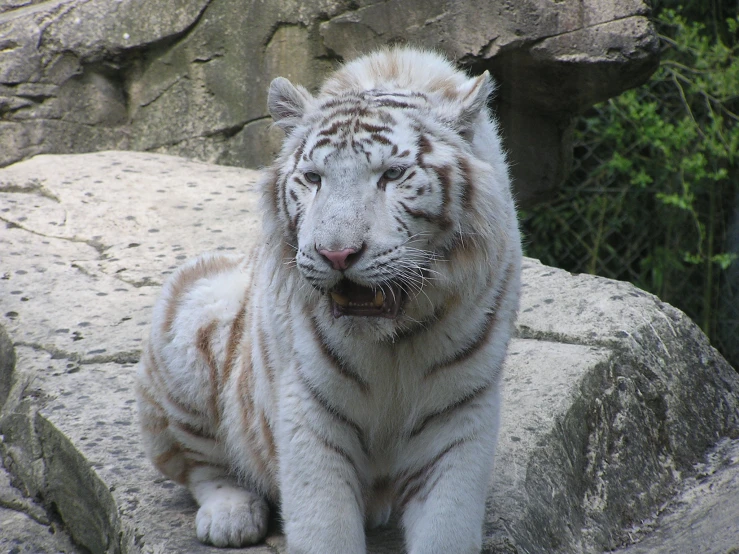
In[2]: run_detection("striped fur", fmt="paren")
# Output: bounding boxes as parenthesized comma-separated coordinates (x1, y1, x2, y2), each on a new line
(136, 47, 522, 553)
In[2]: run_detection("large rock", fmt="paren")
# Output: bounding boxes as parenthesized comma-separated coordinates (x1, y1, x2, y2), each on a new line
(0, 0, 659, 207)
(0, 451, 83, 554)
(0, 151, 737, 553)
(0, 325, 14, 408)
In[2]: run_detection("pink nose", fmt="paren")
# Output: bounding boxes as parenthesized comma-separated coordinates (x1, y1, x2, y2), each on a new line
(318, 247, 359, 271)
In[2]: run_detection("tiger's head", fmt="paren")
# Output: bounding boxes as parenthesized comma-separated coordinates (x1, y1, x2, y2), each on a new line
(261, 48, 514, 339)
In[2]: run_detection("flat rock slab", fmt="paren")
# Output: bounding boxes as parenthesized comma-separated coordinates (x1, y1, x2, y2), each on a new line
(1, 151, 737, 553)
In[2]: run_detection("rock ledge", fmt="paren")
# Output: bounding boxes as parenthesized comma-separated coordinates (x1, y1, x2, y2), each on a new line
(1, 151, 737, 553)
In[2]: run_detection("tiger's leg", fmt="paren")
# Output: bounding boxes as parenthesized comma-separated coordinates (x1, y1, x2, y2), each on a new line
(136, 347, 269, 547)
(399, 392, 501, 554)
(277, 375, 367, 554)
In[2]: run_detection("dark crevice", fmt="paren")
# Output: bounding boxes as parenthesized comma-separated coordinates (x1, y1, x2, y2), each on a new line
(0, 216, 109, 258)
(14, 341, 140, 366)
(0, 179, 60, 202)
(145, 114, 272, 151)
(514, 324, 619, 350)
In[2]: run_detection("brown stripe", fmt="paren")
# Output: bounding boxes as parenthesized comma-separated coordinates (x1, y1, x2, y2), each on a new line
(154, 443, 208, 485)
(154, 443, 184, 471)
(424, 261, 515, 379)
(237, 355, 271, 478)
(280, 172, 292, 235)
(359, 122, 392, 134)
(378, 110, 397, 125)
(222, 298, 247, 384)
(392, 303, 446, 341)
(397, 438, 466, 509)
(141, 417, 167, 435)
(290, 138, 307, 174)
(371, 91, 428, 101)
(372, 99, 417, 110)
(310, 317, 370, 393)
(296, 368, 368, 455)
(257, 324, 275, 388)
(319, 96, 362, 111)
(393, 214, 411, 236)
(182, 460, 228, 487)
(430, 164, 453, 230)
(145, 347, 208, 420)
(415, 471, 444, 505)
(137, 383, 168, 434)
(237, 356, 255, 423)
(307, 137, 332, 158)
(196, 319, 220, 423)
(325, 106, 369, 119)
(172, 419, 217, 441)
(458, 156, 475, 211)
(260, 411, 277, 463)
(306, 425, 364, 510)
(410, 382, 492, 438)
(281, 139, 307, 236)
(370, 133, 392, 146)
(163, 256, 242, 334)
(416, 134, 433, 165)
(266, 166, 281, 224)
(399, 201, 448, 229)
(318, 119, 352, 137)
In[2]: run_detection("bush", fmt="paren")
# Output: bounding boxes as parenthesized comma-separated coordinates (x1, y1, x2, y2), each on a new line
(521, 8, 739, 367)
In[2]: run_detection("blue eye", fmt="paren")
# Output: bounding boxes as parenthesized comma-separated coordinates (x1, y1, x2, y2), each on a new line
(304, 171, 321, 184)
(383, 167, 405, 180)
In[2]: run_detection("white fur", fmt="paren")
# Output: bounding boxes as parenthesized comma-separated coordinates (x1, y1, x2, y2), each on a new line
(136, 47, 522, 553)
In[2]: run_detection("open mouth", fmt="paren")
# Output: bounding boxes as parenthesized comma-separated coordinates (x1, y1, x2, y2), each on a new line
(329, 279, 402, 319)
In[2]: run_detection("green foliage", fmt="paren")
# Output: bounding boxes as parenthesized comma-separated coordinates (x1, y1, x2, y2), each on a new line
(521, 7, 739, 360)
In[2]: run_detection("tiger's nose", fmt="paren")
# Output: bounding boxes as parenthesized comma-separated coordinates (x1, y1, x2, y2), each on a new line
(317, 246, 363, 271)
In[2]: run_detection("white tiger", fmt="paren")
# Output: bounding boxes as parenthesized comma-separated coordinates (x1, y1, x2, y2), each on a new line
(136, 47, 522, 553)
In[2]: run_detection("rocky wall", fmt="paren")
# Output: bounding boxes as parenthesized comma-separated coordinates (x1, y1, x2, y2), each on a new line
(0, 0, 659, 207)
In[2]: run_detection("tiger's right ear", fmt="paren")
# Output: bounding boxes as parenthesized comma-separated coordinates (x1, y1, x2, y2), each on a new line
(268, 77, 314, 133)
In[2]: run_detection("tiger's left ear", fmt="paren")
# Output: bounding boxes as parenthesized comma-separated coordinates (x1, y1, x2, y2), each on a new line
(454, 71, 494, 133)
(268, 77, 315, 133)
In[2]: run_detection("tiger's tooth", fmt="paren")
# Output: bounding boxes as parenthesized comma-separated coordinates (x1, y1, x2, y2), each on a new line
(330, 291, 349, 306)
(373, 290, 384, 307)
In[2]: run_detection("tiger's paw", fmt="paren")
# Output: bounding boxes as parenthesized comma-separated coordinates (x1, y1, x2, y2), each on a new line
(195, 488, 269, 547)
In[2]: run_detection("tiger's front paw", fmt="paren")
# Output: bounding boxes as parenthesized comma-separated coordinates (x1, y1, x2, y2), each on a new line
(195, 488, 269, 547)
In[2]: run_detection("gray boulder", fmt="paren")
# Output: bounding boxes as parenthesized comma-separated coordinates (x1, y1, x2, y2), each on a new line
(0, 151, 737, 553)
(0, 324, 14, 408)
(0, 0, 659, 206)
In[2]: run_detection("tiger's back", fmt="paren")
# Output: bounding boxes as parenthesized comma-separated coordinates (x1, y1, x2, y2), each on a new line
(136, 47, 522, 553)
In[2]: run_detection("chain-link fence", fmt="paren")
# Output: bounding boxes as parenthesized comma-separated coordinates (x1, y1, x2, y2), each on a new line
(520, 80, 738, 369)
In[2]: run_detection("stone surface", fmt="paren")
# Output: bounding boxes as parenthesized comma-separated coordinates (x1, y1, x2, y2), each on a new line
(614, 438, 739, 554)
(0, 0, 659, 207)
(0, 457, 83, 554)
(0, 325, 13, 408)
(1, 151, 737, 553)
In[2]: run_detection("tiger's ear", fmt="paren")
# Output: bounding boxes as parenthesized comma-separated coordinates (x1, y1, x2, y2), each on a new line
(268, 77, 315, 133)
(454, 71, 494, 133)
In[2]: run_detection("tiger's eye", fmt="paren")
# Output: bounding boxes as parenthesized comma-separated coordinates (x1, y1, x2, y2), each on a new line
(383, 167, 405, 180)
(304, 171, 321, 184)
